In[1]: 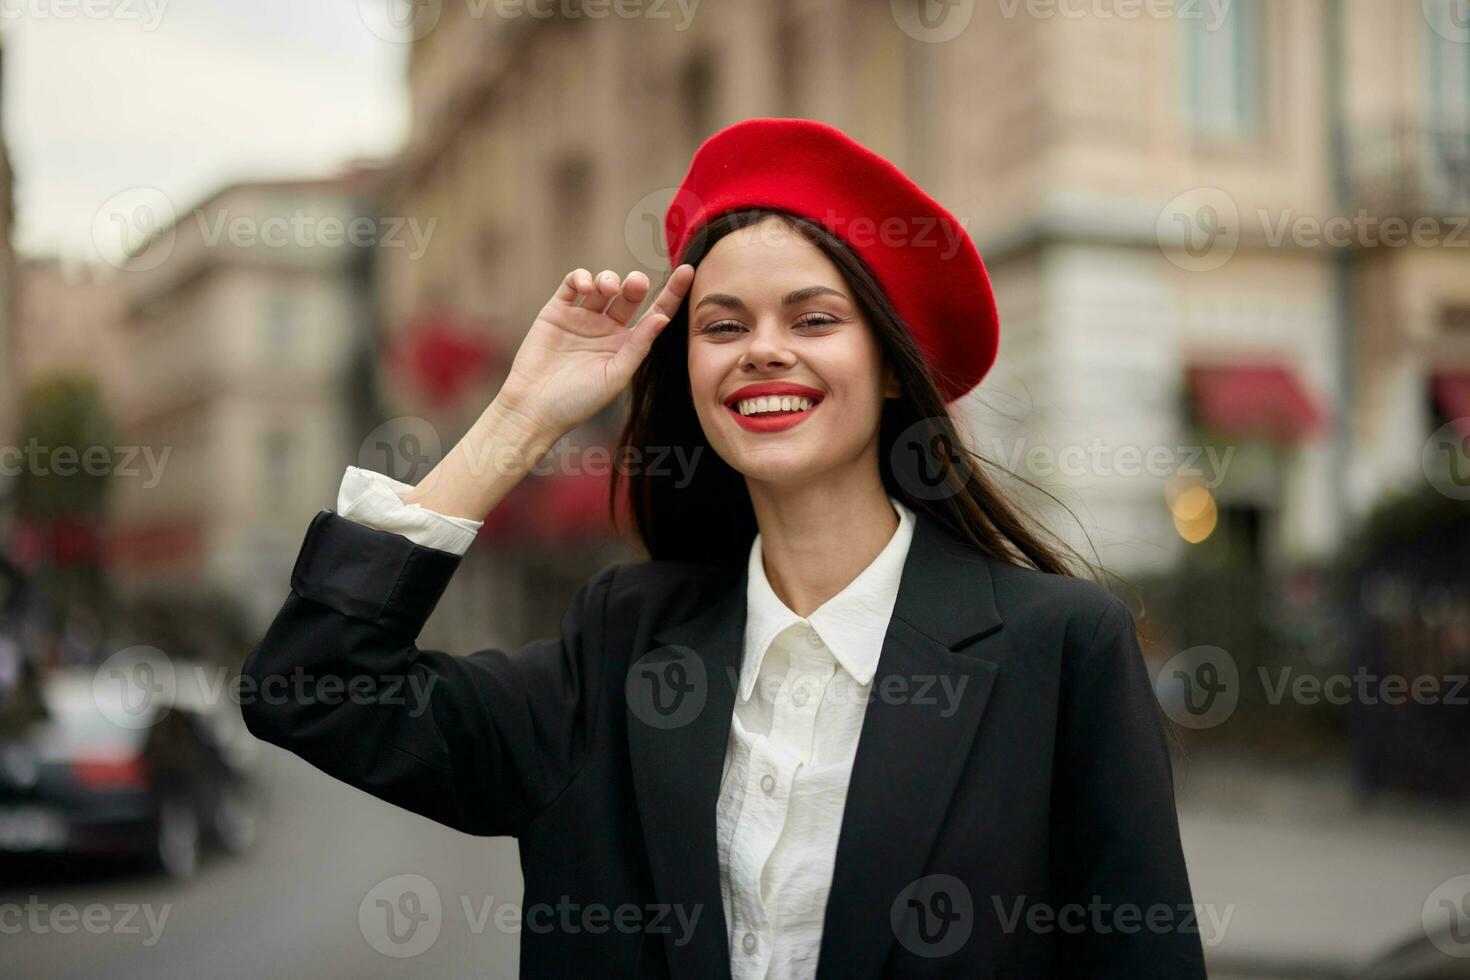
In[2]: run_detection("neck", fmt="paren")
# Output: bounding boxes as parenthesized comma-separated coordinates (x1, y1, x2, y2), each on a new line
(746, 465, 899, 618)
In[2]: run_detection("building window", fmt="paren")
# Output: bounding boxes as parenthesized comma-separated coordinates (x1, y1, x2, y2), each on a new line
(773, 4, 799, 117)
(1180, 0, 1263, 140)
(551, 155, 592, 268)
(265, 290, 293, 358)
(264, 429, 294, 504)
(1424, 0, 1470, 124)
(681, 46, 716, 150)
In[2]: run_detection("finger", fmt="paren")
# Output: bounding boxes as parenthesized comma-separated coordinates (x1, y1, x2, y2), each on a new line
(645, 263, 696, 321)
(579, 269, 620, 314)
(554, 268, 593, 305)
(608, 310, 671, 383)
(602, 271, 651, 326)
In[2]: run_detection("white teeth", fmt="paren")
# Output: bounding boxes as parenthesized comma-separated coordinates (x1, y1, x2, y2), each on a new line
(734, 396, 816, 415)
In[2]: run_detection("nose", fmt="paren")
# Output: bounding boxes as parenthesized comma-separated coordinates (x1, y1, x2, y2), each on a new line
(739, 318, 795, 372)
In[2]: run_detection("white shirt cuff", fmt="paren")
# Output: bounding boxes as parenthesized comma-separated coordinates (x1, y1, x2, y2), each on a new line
(335, 465, 483, 556)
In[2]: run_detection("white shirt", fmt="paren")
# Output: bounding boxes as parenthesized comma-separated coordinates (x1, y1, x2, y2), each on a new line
(719, 495, 914, 979)
(331, 466, 915, 979)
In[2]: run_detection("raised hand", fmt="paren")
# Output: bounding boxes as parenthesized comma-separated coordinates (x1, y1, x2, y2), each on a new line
(495, 264, 695, 441)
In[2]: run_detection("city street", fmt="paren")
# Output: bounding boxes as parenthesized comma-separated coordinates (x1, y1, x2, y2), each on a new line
(1178, 753, 1470, 979)
(0, 743, 527, 979)
(6, 741, 1469, 978)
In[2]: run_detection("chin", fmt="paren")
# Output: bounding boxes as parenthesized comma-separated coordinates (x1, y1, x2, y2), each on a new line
(728, 452, 823, 486)
(720, 432, 855, 487)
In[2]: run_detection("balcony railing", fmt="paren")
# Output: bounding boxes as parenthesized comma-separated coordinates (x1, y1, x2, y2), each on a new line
(1343, 119, 1470, 222)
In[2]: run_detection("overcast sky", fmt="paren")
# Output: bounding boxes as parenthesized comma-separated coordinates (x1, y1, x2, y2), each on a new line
(4, 0, 410, 263)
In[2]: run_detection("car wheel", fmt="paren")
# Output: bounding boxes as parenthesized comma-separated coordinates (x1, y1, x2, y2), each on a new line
(155, 797, 201, 879)
(211, 783, 260, 854)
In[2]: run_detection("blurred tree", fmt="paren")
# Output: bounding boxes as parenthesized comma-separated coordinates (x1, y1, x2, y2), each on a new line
(1336, 482, 1470, 799)
(14, 373, 116, 520)
(11, 372, 118, 666)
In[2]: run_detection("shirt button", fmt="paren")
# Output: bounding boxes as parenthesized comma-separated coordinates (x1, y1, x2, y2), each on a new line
(804, 627, 824, 648)
(792, 686, 810, 707)
(760, 773, 776, 794)
(742, 931, 757, 953)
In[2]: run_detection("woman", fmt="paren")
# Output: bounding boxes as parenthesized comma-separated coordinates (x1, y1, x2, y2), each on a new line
(242, 118, 1206, 979)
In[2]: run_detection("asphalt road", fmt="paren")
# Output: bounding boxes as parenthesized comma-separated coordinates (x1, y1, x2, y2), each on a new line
(0, 742, 526, 979)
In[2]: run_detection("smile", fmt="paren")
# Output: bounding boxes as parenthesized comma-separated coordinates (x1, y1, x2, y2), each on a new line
(722, 383, 825, 433)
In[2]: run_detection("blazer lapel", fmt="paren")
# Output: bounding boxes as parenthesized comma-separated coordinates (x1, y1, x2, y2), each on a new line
(627, 564, 748, 980)
(814, 507, 1006, 980)
(626, 508, 1006, 980)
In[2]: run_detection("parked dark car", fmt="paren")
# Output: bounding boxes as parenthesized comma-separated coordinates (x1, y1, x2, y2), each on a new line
(0, 667, 263, 878)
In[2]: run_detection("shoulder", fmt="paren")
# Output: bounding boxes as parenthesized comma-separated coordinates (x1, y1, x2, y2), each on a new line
(978, 550, 1134, 655)
(586, 555, 742, 628)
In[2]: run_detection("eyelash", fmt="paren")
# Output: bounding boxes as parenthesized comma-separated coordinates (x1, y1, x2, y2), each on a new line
(698, 313, 840, 336)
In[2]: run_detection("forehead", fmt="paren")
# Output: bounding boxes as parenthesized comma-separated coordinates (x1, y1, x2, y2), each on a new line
(690, 217, 843, 294)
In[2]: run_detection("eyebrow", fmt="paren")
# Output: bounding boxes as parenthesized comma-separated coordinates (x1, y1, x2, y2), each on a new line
(692, 285, 851, 313)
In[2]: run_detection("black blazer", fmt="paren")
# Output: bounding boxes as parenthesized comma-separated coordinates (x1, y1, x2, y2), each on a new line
(242, 505, 1207, 979)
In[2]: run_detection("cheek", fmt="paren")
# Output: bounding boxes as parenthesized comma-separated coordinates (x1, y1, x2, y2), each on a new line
(820, 338, 887, 406)
(686, 342, 724, 396)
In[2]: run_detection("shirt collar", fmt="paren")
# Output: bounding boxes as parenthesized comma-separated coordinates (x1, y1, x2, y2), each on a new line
(739, 496, 916, 702)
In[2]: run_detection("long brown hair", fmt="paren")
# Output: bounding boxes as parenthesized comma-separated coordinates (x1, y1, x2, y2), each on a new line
(611, 207, 1105, 584)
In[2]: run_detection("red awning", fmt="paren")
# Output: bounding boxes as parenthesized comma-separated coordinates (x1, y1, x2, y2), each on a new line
(386, 311, 502, 408)
(475, 468, 624, 547)
(1431, 371, 1470, 439)
(101, 521, 204, 570)
(1186, 363, 1327, 443)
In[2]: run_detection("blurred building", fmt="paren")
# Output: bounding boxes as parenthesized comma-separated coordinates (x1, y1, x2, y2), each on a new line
(0, 39, 17, 535)
(109, 174, 383, 634)
(377, 0, 1469, 649)
(943, 0, 1470, 578)
(12, 259, 124, 389)
(0, 259, 124, 591)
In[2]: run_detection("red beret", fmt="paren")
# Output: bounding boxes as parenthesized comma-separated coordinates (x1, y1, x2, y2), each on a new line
(663, 117, 999, 403)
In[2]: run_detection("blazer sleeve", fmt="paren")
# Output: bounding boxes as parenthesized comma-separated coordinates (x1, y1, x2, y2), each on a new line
(240, 508, 616, 838)
(1049, 596, 1208, 978)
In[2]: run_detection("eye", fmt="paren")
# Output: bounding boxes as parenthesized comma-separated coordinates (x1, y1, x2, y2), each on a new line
(697, 319, 746, 335)
(696, 313, 842, 336)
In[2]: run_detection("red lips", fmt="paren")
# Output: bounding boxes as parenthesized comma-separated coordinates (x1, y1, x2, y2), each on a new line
(722, 382, 826, 408)
(723, 382, 826, 433)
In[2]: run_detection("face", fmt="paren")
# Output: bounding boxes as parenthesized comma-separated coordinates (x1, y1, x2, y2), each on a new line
(686, 216, 899, 486)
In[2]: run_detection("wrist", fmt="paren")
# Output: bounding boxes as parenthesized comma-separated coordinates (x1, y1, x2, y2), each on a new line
(480, 398, 561, 468)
